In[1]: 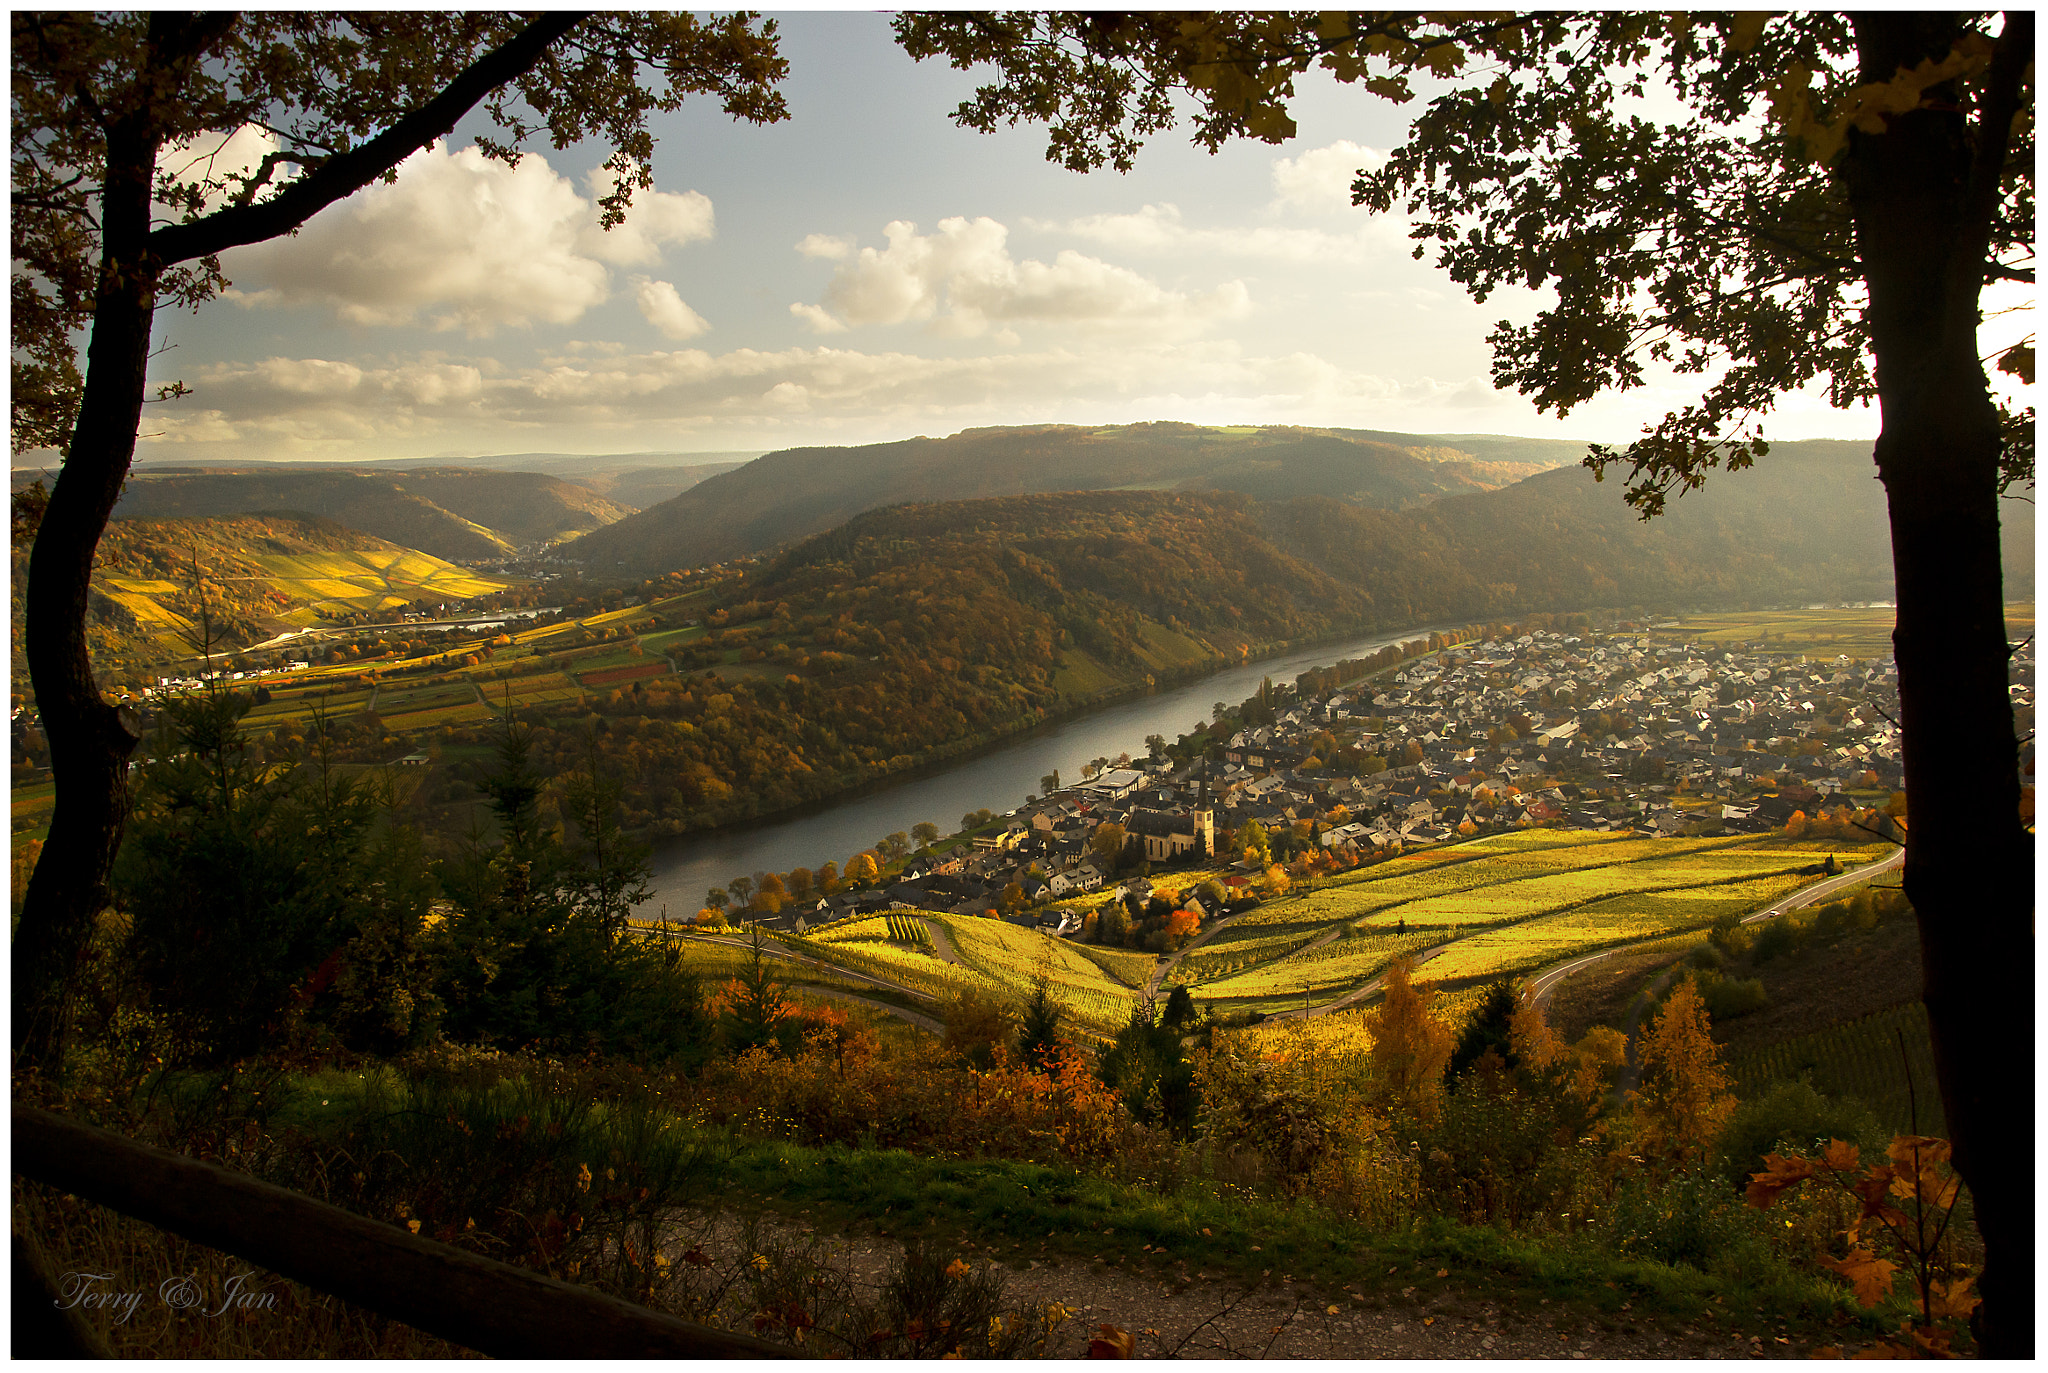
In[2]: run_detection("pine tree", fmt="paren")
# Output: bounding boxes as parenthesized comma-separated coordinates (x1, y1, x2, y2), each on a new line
(719, 927, 792, 1056)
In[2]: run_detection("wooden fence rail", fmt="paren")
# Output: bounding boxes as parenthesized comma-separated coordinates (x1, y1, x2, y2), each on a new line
(12, 1106, 794, 1359)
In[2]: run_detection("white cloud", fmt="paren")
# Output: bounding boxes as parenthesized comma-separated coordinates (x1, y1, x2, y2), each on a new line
(220, 143, 712, 336)
(576, 167, 714, 266)
(1271, 140, 1387, 214)
(796, 233, 854, 261)
(158, 124, 299, 215)
(1042, 201, 1408, 264)
(794, 216, 1251, 339)
(635, 279, 711, 340)
(144, 339, 1521, 458)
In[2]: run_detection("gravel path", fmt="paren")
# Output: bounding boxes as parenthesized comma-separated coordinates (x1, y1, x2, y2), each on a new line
(681, 1207, 1811, 1359)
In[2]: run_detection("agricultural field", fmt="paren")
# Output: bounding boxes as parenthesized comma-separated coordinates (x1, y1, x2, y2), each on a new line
(1168, 835, 1895, 1020)
(636, 625, 706, 653)
(793, 935, 998, 1007)
(375, 681, 478, 714)
(580, 660, 671, 688)
(1646, 602, 2033, 660)
(1193, 928, 1440, 1017)
(1412, 871, 1815, 987)
(653, 932, 920, 1004)
(1066, 942, 1158, 989)
(926, 914, 1143, 1036)
(808, 915, 893, 944)
(1726, 1001, 1945, 1138)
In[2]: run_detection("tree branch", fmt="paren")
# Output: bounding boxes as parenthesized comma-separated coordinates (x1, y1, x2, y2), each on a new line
(149, 11, 586, 267)
(1955, 11, 2034, 286)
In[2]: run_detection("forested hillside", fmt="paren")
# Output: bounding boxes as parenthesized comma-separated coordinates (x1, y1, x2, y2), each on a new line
(562, 422, 1569, 572)
(461, 491, 1371, 833)
(110, 467, 632, 560)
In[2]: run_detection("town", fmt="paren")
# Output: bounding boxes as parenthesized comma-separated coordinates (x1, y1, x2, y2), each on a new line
(748, 623, 2032, 940)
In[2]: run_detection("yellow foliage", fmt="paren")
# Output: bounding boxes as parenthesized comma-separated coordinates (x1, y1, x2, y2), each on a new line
(1362, 959, 1453, 1123)
(1629, 974, 1735, 1158)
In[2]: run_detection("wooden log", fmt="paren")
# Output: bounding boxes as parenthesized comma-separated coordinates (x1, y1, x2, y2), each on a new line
(12, 1106, 792, 1359)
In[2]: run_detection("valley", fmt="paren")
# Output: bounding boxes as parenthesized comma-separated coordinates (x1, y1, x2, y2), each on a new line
(12, 425, 2027, 1363)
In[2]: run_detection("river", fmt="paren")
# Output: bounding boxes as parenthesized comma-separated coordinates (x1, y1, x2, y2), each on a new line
(642, 623, 1450, 915)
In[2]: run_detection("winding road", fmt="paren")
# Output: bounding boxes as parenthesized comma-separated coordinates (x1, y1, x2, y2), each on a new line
(1523, 845, 1905, 1009)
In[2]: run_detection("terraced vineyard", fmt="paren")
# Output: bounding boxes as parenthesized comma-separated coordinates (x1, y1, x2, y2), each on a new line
(791, 935, 995, 1006)
(1176, 833, 1894, 1019)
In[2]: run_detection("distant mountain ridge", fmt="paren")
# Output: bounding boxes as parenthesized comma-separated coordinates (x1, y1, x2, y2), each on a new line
(561, 423, 1586, 572)
(110, 467, 633, 561)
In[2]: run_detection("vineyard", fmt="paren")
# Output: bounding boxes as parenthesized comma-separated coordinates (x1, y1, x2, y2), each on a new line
(1171, 833, 1892, 1019)
(925, 915, 1142, 1036)
(1725, 1001, 1945, 1138)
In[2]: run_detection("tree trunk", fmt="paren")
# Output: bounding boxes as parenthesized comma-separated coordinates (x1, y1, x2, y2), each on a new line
(12, 114, 160, 1075)
(1847, 13, 2033, 1358)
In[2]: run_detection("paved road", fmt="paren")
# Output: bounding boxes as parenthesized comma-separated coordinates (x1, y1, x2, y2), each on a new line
(1524, 846, 1904, 1010)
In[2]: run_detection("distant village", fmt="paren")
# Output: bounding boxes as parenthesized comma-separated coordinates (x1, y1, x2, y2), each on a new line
(757, 627, 2034, 937)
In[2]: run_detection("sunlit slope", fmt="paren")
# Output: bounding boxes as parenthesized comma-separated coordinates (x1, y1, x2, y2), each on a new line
(1182, 832, 1896, 1019)
(36, 512, 517, 673)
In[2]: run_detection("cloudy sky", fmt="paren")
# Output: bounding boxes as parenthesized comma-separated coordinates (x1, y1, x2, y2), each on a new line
(129, 13, 2017, 465)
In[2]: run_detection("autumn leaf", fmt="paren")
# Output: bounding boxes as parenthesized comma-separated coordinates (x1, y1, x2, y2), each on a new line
(1089, 1324, 1135, 1358)
(1920, 1273, 1980, 1321)
(945, 1258, 972, 1280)
(1816, 1247, 1897, 1308)
(1820, 1138, 1861, 1172)
(1745, 1152, 1817, 1208)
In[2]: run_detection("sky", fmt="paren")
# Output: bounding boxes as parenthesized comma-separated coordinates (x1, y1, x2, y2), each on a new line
(126, 12, 2025, 466)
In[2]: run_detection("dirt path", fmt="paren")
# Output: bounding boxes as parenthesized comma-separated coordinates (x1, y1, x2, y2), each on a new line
(918, 917, 966, 968)
(676, 1207, 1800, 1360)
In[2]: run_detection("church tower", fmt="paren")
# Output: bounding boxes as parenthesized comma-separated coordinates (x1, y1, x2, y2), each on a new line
(1195, 776, 1215, 857)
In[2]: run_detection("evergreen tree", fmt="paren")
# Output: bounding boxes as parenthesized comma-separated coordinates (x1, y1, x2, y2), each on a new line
(1017, 956, 1064, 1071)
(1448, 978, 1520, 1080)
(719, 927, 793, 1056)
(1098, 999, 1199, 1138)
(116, 688, 437, 1061)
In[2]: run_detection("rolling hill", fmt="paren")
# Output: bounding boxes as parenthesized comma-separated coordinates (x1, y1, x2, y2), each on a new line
(560, 423, 1582, 573)
(9, 512, 517, 683)
(108, 466, 633, 560)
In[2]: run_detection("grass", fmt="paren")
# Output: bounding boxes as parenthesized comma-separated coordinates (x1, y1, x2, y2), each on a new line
(676, 1134, 1865, 1340)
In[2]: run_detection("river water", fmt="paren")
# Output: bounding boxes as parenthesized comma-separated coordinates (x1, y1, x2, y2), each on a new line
(642, 623, 1450, 915)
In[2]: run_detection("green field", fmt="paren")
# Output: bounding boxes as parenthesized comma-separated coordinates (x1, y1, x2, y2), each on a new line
(1647, 603, 2033, 659)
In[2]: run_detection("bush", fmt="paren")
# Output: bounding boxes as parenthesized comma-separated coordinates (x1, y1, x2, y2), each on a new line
(1604, 1168, 1775, 1274)
(1701, 975, 1769, 1022)
(1713, 1080, 1884, 1194)
(1687, 942, 1724, 972)
(1750, 916, 1799, 964)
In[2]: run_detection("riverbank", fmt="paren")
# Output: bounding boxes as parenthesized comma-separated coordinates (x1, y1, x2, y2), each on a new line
(640, 620, 1470, 916)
